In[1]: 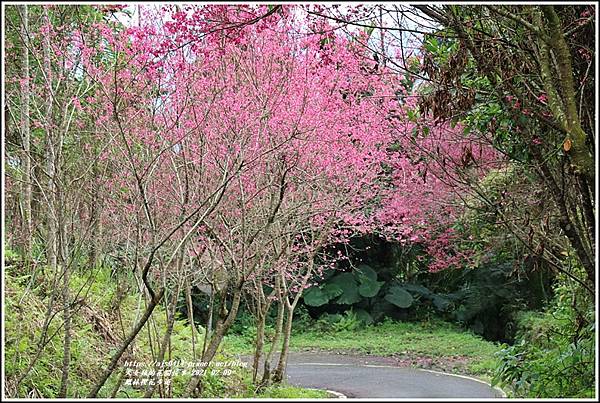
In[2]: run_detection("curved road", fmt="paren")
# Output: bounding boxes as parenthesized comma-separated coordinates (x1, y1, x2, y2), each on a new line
(276, 352, 504, 398)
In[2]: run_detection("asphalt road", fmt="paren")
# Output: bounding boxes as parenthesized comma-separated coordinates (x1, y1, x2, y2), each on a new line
(275, 352, 504, 398)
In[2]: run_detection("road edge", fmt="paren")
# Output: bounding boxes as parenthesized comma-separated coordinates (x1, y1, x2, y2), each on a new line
(326, 389, 348, 399)
(417, 368, 507, 398)
(305, 387, 347, 399)
(294, 361, 504, 398)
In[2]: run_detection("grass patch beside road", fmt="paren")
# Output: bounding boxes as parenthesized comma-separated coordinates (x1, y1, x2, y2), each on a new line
(224, 318, 500, 380)
(252, 385, 331, 398)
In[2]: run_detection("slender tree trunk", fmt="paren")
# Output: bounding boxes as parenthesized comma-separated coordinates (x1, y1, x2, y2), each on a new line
(58, 260, 71, 397)
(57, 185, 72, 398)
(272, 302, 293, 383)
(201, 291, 242, 364)
(261, 299, 284, 386)
(87, 289, 165, 398)
(185, 287, 242, 397)
(109, 369, 126, 398)
(88, 157, 100, 267)
(260, 279, 285, 386)
(201, 283, 214, 357)
(43, 8, 57, 272)
(576, 175, 595, 251)
(144, 287, 179, 398)
(252, 311, 266, 384)
(41, 8, 71, 397)
(20, 4, 33, 258)
(272, 256, 318, 384)
(185, 278, 197, 360)
(532, 155, 595, 289)
(41, 8, 71, 396)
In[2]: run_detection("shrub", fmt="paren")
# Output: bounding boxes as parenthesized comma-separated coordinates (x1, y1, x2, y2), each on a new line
(492, 274, 595, 398)
(314, 310, 364, 333)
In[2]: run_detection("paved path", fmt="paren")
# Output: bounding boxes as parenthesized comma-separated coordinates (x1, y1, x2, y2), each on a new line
(264, 352, 504, 398)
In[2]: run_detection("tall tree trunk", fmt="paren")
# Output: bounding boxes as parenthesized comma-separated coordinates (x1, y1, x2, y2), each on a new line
(541, 6, 594, 180)
(42, 7, 69, 397)
(57, 183, 71, 398)
(272, 302, 293, 383)
(43, 8, 57, 271)
(185, 278, 197, 360)
(261, 278, 283, 386)
(261, 299, 284, 386)
(533, 154, 595, 290)
(272, 257, 318, 384)
(20, 4, 32, 259)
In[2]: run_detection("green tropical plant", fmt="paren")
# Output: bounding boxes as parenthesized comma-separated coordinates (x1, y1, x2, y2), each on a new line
(492, 273, 594, 397)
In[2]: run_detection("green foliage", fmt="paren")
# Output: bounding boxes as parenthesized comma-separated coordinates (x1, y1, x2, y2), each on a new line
(305, 247, 544, 343)
(415, 261, 540, 341)
(329, 272, 361, 305)
(353, 308, 374, 326)
(4, 247, 20, 263)
(303, 263, 411, 312)
(303, 267, 382, 307)
(5, 266, 111, 397)
(252, 385, 330, 398)
(303, 286, 329, 307)
(4, 258, 252, 398)
(385, 286, 414, 308)
(313, 310, 362, 333)
(330, 310, 362, 332)
(229, 305, 258, 336)
(492, 275, 595, 398)
(358, 275, 384, 298)
(322, 282, 343, 299)
(356, 264, 377, 280)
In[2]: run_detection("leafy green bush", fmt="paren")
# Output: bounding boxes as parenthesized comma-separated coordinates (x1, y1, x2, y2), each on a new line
(492, 274, 595, 398)
(314, 310, 362, 332)
(303, 264, 383, 307)
(229, 309, 257, 337)
(4, 253, 240, 398)
(303, 259, 533, 342)
(408, 261, 541, 341)
(302, 264, 428, 323)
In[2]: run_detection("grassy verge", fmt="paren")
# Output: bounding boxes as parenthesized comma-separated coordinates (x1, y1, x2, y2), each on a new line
(224, 318, 501, 380)
(239, 385, 331, 398)
(3, 257, 329, 399)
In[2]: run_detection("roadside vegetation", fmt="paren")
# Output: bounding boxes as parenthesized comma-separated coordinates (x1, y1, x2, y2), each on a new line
(225, 314, 500, 378)
(3, 257, 328, 399)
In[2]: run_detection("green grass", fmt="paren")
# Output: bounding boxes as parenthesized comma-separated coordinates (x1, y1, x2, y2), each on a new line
(4, 256, 329, 399)
(293, 320, 498, 357)
(224, 318, 501, 379)
(234, 383, 331, 399)
(256, 385, 331, 398)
